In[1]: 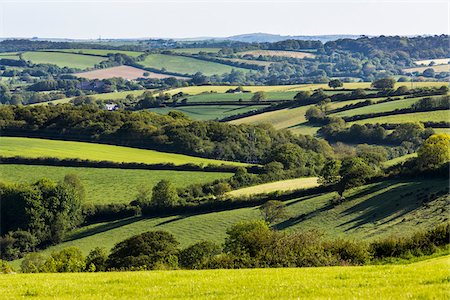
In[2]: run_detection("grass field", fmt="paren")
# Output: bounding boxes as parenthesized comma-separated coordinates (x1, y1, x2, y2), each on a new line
(27, 178, 448, 257)
(2, 255, 449, 299)
(0, 53, 20, 60)
(350, 110, 450, 125)
(0, 164, 231, 204)
(0, 137, 246, 166)
(330, 96, 428, 117)
(404, 64, 450, 73)
(383, 153, 417, 168)
(21, 51, 106, 69)
(181, 91, 298, 102)
(170, 48, 222, 54)
(415, 58, 450, 65)
(74, 66, 189, 80)
(50, 49, 144, 57)
(240, 50, 316, 59)
(149, 105, 269, 121)
(228, 177, 319, 196)
(433, 128, 450, 135)
(140, 54, 251, 76)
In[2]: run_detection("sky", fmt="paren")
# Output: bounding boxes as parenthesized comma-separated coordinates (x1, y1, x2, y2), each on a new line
(0, 0, 448, 39)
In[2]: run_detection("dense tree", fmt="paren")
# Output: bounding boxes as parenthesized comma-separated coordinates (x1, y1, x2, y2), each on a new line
(318, 159, 341, 185)
(371, 78, 396, 90)
(107, 231, 179, 270)
(328, 79, 343, 89)
(337, 157, 377, 197)
(417, 134, 450, 170)
(179, 241, 221, 269)
(85, 247, 108, 272)
(251, 91, 267, 102)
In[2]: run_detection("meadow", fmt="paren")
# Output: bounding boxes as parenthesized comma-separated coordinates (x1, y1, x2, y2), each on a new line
(2, 255, 449, 299)
(74, 66, 188, 80)
(383, 153, 417, 168)
(228, 177, 319, 196)
(21, 51, 106, 69)
(28, 178, 448, 256)
(0, 164, 232, 204)
(350, 110, 450, 125)
(0, 53, 20, 60)
(0, 137, 246, 166)
(140, 54, 251, 76)
(49, 49, 144, 57)
(149, 105, 269, 121)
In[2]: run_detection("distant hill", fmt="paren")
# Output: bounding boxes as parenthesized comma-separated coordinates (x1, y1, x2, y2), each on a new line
(224, 33, 362, 43)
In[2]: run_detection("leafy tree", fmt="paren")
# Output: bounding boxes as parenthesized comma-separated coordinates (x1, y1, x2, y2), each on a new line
(371, 78, 395, 90)
(107, 231, 179, 270)
(151, 180, 180, 208)
(269, 143, 307, 170)
(305, 106, 326, 124)
(356, 144, 388, 167)
(179, 241, 221, 269)
(259, 200, 288, 224)
(212, 182, 232, 196)
(328, 79, 343, 89)
(224, 220, 272, 257)
(422, 68, 435, 78)
(337, 157, 377, 197)
(63, 173, 86, 202)
(0, 260, 14, 274)
(21, 253, 47, 273)
(319, 159, 341, 185)
(85, 247, 108, 272)
(43, 247, 86, 273)
(417, 134, 450, 170)
(294, 91, 311, 102)
(251, 91, 267, 102)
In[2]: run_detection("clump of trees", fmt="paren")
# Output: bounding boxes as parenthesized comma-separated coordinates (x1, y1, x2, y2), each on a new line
(0, 175, 84, 260)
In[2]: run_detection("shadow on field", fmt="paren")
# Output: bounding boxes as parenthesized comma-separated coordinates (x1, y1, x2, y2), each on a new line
(66, 216, 144, 241)
(338, 180, 438, 231)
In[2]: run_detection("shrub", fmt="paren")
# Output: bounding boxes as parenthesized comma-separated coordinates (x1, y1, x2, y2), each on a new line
(0, 259, 14, 274)
(179, 241, 221, 269)
(107, 231, 179, 270)
(324, 239, 371, 265)
(85, 247, 108, 272)
(42, 247, 86, 273)
(21, 252, 47, 273)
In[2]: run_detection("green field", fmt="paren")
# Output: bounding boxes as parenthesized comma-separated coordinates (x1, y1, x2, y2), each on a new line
(228, 177, 319, 196)
(182, 91, 298, 103)
(2, 255, 448, 299)
(383, 153, 417, 168)
(171, 48, 222, 54)
(350, 110, 450, 125)
(0, 164, 232, 204)
(330, 96, 439, 117)
(21, 52, 106, 69)
(0, 137, 246, 166)
(49, 49, 144, 57)
(140, 54, 251, 76)
(30, 178, 448, 256)
(0, 53, 20, 60)
(149, 105, 269, 121)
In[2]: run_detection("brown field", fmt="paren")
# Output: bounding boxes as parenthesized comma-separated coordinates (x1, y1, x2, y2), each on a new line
(240, 50, 316, 59)
(404, 64, 450, 73)
(74, 66, 190, 80)
(415, 58, 450, 66)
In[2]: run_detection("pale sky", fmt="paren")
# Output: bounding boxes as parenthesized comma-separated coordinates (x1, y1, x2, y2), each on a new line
(0, 0, 448, 39)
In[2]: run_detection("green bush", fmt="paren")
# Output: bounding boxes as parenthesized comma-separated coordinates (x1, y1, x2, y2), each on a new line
(21, 252, 47, 273)
(85, 247, 108, 272)
(179, 241, 221, 269)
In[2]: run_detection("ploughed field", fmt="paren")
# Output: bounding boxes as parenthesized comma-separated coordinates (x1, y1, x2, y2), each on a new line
(2, 255, 448, 299)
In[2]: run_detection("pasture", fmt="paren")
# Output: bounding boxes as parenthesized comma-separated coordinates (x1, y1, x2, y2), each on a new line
(240, 50, 316, 59)
(349, 110, 450, 125)
(49, 49, 144, 57)
(140, 54, 251, 76)
(149, 105, 269, 121)
(74, 66, 189, 80)
(404, 64, 450, 73)
(228, 177, 319, 196)
(0, 164, 232, 205)
(0, 137, 246, 166)
(2, 256, 449, 299)
(29, 178, 448, 256)
(0, 53, 20, 60)
(415, 58, 450, 65)
(21, 51, 106, 69)
(179, 91, 298, 102)
(383, 153, 417, 168)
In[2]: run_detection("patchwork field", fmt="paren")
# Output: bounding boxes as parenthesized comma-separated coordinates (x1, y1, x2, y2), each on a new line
(24, 179, 448, 256)
(240, 50, 316, 59)
(0, 137, 246, 166)
(228, 177, 319, 196)
(74, 65, 189, 80)
(0, 164, 231, 204)
(149, 105, 269, 121)
(349, 110, 450, 125)
(21, 51, 106, 69)
(140, 54, 251, 76)
(3, 256, 449, 299)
